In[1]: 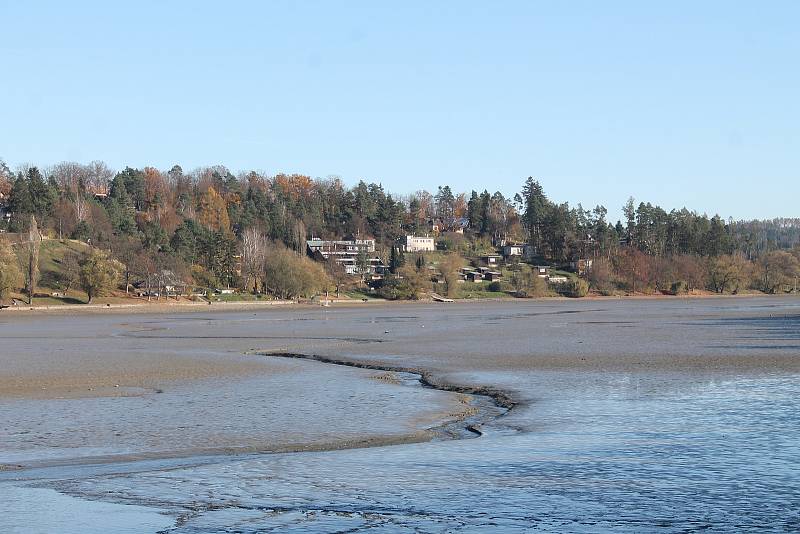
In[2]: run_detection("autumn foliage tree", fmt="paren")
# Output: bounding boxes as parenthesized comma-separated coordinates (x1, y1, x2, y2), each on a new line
(198, 187, 231, 232)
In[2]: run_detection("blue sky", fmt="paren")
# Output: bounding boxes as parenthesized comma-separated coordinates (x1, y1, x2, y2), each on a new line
(1, 1, 797, 222)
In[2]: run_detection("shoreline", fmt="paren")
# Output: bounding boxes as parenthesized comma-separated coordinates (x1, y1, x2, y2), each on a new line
(0, 291, 794, 317)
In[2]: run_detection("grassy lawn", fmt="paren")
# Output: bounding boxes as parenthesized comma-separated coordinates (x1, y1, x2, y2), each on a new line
(344, 288, 382, 300)
(37, 238, 90, 292)
(457, 282, 513, 299)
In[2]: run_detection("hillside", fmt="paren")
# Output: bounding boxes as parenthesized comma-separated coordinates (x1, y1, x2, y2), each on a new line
(0, 237, 127, 306)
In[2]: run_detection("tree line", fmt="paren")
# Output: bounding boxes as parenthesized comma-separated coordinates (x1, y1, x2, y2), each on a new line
(0, 158, 798, 301)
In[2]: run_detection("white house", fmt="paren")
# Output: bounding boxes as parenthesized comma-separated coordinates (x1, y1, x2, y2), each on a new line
(398, 235, 435, 253)
(502, 244, 525, 258)
(307, 237, 384, 275)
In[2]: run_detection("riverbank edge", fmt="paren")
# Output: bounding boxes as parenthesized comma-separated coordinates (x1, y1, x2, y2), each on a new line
(1, 291, 793, 317)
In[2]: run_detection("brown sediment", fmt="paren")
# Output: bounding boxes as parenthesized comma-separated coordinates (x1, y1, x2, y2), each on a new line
(260, 351, 519, 412)
(370, 372, 403, 384)
(6, 432, 439, 473)
(0, 357, 285, 400)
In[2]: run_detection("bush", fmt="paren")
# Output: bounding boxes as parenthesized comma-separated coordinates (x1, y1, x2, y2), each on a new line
(510, 266, 548, 298)
(0, 241, 21, 300)
(376, 266, 430, 300)
(562, 278, 589, 298)
(262, 245, 331, 299)
(439, 253, 465, 297)
(588, 258, 614, 293)
(669, 280, 688, 295)
(487, 281, 503, 292)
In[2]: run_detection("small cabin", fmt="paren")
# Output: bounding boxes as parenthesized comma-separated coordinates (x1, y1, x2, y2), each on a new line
(484, 271, 503, 282)
(466, 271, 484, 283)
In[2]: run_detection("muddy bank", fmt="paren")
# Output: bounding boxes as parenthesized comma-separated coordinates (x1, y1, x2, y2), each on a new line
(0, 290, 789, 318)
(0, 312, 481, 469)
(262, 351, 518, 412)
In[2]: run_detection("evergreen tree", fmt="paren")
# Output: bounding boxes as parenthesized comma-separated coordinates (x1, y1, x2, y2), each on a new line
(519, 177, 548, 256)
(467, 191, 481, 230)
(8, 173, 34, 231)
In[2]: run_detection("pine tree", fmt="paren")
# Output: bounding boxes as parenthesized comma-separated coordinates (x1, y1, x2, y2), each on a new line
(8, 173, 34, 231)
(27, 167, 54, 222)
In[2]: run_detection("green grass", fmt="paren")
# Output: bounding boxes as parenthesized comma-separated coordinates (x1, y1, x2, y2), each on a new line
(457, 282, 512, 299)
(344, 288, 381, 300)
(38, 239, 89, 277)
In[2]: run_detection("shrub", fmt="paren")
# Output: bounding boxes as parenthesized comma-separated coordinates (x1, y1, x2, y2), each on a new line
(588, 258, 614, 292)
(262, 245, 331, 299)
(0, 241, 21, 300)
(377, 266, 430, 300)
(510, 265, 547, 297)
(487, 281, 503, 292)
(439, 253, 465, 297)
(562, 278, 589, 298)
(669, 280, 688, 295)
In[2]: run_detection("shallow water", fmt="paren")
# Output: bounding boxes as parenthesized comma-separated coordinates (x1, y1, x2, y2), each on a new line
(0, 363, 460, 466)
(1, 297, 799, 532)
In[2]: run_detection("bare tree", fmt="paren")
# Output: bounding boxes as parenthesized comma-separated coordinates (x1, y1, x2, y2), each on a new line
(85, 160, 113, 196)
(50, 162, 90, 223)
(23, 215, 41, 304)
(325, 255, 348, 298)
(240, 227, 267, 293)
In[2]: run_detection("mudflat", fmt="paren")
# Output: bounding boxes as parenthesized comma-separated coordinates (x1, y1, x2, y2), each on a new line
(1, 296, 798, 531)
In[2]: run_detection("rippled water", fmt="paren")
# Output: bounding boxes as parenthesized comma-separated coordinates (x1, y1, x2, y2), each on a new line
(1, 297, 799, 532)
(7, 374, 792, 533)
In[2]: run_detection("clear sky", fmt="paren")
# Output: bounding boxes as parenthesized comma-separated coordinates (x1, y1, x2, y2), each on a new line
(1, 1, 797, 222)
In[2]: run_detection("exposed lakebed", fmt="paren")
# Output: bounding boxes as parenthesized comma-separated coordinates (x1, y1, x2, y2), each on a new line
(1, 297, 799, 532)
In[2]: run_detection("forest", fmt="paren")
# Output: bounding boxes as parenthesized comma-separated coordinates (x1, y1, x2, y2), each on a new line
(0, 158, 798, 303)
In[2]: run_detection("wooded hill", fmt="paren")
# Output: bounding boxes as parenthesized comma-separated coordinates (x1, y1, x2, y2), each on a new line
(0, 159, 798, 303)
